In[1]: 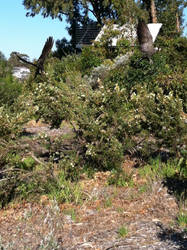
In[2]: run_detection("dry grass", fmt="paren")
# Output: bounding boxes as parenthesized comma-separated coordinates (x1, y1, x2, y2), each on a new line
(0, 123, 186, 249)
(0, 167, 186, 249)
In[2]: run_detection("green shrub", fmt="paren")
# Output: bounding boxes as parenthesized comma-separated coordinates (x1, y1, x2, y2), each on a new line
(73, 80, 137, 170)
(33, 79, 78, 127)
(118, 225, 128, 238)
(52, 54, 82, 82)
(0, 75, 22, 107)
(139, 158, 187, 180)
(157, 36, 187, 71)
(106, 52, 171, 95)
(34, 49, 186, 170)
(0, 107, 23, 139)
(0, 151, 57, 207)
(177, 212, 187, 228)
(48, 170, 82, 204)
(79, 46, 104, 74)
(131, 85, 186, 154)
(107, 168, 134, 187)
(0, 59, 12, 78)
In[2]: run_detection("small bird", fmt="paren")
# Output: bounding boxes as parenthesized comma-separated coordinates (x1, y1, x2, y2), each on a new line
(137, 20, 156, 58)
(15, 36, 54, 78)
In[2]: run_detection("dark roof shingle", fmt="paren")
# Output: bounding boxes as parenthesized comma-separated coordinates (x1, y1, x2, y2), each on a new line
(75, 22, 101, 47)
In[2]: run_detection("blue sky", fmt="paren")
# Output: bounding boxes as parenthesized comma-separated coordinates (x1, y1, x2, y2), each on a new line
(0, 0, 186, 60)
(0, 0, 69, 60)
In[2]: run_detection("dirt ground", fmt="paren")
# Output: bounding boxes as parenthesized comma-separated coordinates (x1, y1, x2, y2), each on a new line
(0, 171, 186, 249)
(0, 122, 186, 249)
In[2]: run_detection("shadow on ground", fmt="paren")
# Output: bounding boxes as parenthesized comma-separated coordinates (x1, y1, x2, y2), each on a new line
(157, 222, 187, 250)
(163, 175, 187, 204)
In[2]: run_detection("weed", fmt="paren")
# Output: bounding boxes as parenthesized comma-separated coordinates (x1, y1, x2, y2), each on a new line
(63, 208, 77, 222)
(138, 183, 149, 193)
(38, 232, 61, 249)
(104, 197, 113, 208)
(177, 212, 187, 228)
(139, 158, 187, 205)
(118, 225, 128, 238)
(48, 171, 83, 204)
(107, 168, 134, 187)
(139, 158, 185, 180)
(116, 207, 124, 214)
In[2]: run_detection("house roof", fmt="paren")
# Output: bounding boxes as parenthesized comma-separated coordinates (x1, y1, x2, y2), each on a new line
(95, 23, 136, 46)
(75, 22, 101, 48)
(75, 22, 162, 48)
(75, 22, 136, 48)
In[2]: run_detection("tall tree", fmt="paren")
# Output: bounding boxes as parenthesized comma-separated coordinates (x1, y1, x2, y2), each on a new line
(23, 0, 113, 24)
(139, 0, 157, 22)
(8, 52, 30, 67)
(23, 0, 139, 55)
(23, 0, 186, 40)
(155, 0, 187, 37)
(139, 0, 187, 36)
(23, 0, 140, 25)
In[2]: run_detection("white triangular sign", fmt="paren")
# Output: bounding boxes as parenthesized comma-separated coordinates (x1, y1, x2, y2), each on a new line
(147, 23, 162, 43)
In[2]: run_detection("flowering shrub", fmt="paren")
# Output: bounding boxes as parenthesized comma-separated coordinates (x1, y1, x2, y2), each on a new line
(0, 75, 23, 107)
(131, 85, 186, 154)
(0, 36, 186, 206)
(31, 47, 186, 167)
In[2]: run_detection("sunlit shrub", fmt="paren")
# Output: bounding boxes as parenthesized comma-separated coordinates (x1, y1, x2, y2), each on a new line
(79, 46, 104, 74)
(131, 85, 186, 153)
(157, 36, 187, 71)
(0, 75, 23, 107)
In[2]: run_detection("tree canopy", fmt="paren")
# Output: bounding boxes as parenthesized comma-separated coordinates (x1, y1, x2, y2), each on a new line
(23, 0, 140, 24)
(23, 0, 187, 52)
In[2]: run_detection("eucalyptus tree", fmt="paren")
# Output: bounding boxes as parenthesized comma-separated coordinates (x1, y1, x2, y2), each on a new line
(155, 0, 187, 36)
(23, 0, 142, 24)
(23, 0, 114, 24)
(138, 0, 187, 36)
(23, 0, 139, 53)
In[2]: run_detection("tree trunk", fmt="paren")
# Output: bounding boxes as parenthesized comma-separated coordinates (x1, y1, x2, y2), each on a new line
(150, 0, 157, 23)
(176, 12, 180, 33)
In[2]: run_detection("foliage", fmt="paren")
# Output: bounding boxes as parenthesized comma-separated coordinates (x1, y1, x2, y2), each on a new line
(0, 107, 22, 139)
(0, 149, 83, 207)
(93, 22, 133, 59)
(139, 156, 187, 204)
(33, 81, 73, 127)
(0, 75, 23, 107)
(23, 0, 119, 24)
(157, 36, 187, 72)
(79, 46, 104, 73)
(8, 52, 31, 68)
(0, 154, 50, 207)
(0, 24, 186, 207)
(23, 0, 187, 48)
(53, 45, 104, 76)
(118, 225, 128, 238)
(31, 40, 187, 168)
(0, 55, 12, 78)
(131, 84, 186, 154)
(177, 212, 187, 228)
(53, 38, 74, 59)
(107, 168, 134, 187)
(155, 0, 187, 37)
(72, 80, 136, 170)
(48, 170, 83, 204)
